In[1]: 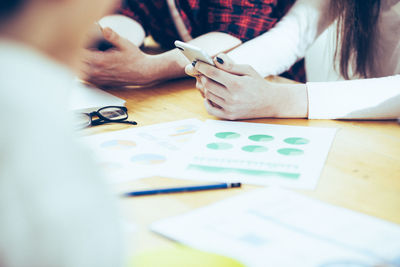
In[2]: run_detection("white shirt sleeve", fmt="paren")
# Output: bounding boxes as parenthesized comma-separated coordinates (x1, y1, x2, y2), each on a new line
(307, 75, 400, 119)
(227, 0, 331, 77)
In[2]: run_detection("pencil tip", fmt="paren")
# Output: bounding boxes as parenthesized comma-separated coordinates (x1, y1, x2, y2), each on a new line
(231, 182, 241, 188)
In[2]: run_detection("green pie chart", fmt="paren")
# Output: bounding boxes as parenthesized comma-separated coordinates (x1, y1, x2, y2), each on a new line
(284, 137, 310, 145)
(278, 148, 304, 156)
(215, 132, 241, 139)
(248, 134, 274, 142)
(207, 142, 233, 150)
(242, 145, 268, 153)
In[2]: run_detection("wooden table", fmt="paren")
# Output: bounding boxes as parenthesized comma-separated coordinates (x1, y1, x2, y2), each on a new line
(85, 76, 400, 256)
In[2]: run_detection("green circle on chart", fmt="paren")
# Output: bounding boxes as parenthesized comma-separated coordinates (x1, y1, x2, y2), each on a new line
(284, 137, 310, 145)
(207, 142, 234, 150)
(215, 132, 241, 139)
(248, 134, 274, 142)
(242, 145, 268, 153)
(278, 148, 304, 156)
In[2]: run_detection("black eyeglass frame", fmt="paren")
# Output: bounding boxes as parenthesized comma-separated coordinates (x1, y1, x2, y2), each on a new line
(84, 106, 137, 127)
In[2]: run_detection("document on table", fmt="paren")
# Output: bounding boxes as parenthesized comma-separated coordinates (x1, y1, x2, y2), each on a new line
(170, 120, 337, 189)
(69, 81, 125, 113)
(81, 119, 203, 183)
(152, 188, 400, 267)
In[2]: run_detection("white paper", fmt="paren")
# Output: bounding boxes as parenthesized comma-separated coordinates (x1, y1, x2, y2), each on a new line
(170, 120, 336, 189)
(69, 81, 125, 113)
(152, 188, 400, 267)
(81, 119, 203, 183)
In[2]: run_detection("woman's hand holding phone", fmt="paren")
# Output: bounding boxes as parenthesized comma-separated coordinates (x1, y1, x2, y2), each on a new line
(185, 53, 309, 120)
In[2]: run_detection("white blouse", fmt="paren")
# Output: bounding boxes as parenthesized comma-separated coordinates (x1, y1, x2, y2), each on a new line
(228, 0, 400, 119)
(0, 41, 123, 267)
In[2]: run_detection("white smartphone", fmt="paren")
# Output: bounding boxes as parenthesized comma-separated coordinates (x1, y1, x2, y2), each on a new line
(174, 40, 215, 66)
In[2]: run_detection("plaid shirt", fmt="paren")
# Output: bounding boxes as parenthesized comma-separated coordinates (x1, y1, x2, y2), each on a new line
(120, 0, 305, 82)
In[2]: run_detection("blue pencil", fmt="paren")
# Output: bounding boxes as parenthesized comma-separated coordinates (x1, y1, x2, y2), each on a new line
(123, 182, 241, 197)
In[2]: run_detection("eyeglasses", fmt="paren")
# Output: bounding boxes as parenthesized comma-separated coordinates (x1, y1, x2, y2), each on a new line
(76, 106, 137, 129)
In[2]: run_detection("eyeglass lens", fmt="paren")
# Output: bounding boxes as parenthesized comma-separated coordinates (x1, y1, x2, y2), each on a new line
(98, 107, 128, 121)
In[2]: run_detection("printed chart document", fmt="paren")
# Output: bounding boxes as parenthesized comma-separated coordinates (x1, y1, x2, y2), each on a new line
(81, 119, 203, 183)
(152, 188, 400, 267)
(172, 120, 337, 189)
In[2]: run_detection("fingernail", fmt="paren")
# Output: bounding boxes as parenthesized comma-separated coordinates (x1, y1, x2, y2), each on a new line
(216, 57, 224, 64)
(192, 60, 197, 67)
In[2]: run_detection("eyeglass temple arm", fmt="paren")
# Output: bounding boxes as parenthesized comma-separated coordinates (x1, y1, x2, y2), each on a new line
(91, 119, 137, 126)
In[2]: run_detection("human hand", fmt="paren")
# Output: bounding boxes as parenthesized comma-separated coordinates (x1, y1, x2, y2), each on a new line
(188, 54, 308, 120)
(84, 23, 105, 49)
(82, 27, 156, 88)
(185, 62, 204, 97)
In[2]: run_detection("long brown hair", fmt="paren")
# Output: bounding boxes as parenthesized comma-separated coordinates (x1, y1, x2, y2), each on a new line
(331, 0, 381, 79)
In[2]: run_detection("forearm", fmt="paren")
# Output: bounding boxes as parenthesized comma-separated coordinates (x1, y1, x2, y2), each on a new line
(269, 75, 400, 120)
(267, 82, 308, 118)
(228, 0, 332, 77)
(148, 49, 189, 81)
(307, 75, 400, 119)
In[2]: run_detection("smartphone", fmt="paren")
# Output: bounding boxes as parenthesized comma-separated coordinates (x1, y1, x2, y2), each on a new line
(174, 40, 215, 66)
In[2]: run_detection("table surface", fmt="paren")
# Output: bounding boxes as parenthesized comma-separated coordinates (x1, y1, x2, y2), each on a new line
(84, 76, 400, 254)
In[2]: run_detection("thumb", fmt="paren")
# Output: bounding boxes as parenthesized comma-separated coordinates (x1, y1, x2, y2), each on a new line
(102, 27, 132, 50)
(185, 63, 201, 77)
(213, 53, 258, 76)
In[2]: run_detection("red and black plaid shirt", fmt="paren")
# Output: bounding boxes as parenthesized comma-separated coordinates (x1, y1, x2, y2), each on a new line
(121, 0, 305, 82)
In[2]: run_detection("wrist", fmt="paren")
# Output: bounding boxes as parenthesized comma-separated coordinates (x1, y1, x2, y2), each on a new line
(273, 83, 309, 118)
(123, 53, 160, 85)
(148, 49, 189, 82)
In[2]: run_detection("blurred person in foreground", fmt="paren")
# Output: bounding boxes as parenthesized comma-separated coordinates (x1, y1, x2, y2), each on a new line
(0, 0, 124, 267)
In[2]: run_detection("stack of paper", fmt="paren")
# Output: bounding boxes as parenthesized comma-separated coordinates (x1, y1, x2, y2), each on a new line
(82, 119, 336, 190)
(69, 81, 125, 113)
(152, 188, 400, 267)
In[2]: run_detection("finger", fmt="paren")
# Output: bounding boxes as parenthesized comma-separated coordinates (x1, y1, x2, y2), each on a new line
(208, 100, 223, 109)
(204, 86, 225, 108)
(204, 99, 227, 118)
(194, 61, 237, 86)
(200, 76, 229, 100)
(81, 55, 110, 82)
(85, 23, 104, 49)
(82, 50, 106, 66)
(196, 77, 205, 98)
(77, 58, 92, 80)
(185, 63, 201, 77)
(213, 53, 259, 76)
(102, 27, 132, 50)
